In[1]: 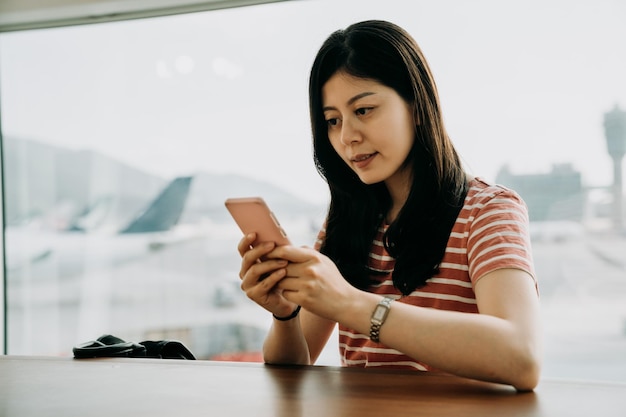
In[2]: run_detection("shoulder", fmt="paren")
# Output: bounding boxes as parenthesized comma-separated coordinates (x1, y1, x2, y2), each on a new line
(466, 177, 525, 206)
(460, 178, 536, 284)
(463, 177, 529, 220)
(458, 177, 531, 244)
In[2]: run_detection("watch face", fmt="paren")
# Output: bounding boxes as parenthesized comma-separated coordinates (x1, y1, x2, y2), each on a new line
(372, 305, 387, 322)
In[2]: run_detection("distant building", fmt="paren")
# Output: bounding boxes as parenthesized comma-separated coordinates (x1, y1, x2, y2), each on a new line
(495, 164, 584, 222)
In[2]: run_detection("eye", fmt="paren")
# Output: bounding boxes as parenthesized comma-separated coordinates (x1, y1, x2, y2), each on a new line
(355, 107, 372, 116)
(326, 117, 339, 127)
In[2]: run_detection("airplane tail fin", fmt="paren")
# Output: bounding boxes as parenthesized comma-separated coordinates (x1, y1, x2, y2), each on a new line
(119, 176, 193, 234)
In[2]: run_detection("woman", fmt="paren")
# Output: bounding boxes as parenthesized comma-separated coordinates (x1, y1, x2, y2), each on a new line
(237, 20, 541, 391)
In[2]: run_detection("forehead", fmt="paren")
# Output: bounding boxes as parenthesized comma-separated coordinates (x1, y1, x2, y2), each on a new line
(322, 72, 386, 105)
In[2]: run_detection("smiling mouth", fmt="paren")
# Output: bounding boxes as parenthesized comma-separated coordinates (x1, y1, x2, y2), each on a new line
(351, 153, 376, 162)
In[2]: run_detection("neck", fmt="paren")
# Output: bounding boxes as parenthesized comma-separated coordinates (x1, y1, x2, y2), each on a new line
(385, 173, 411, 224)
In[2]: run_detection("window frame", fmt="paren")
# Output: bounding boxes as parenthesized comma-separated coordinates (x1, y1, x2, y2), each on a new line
(0, 0, 293, 33)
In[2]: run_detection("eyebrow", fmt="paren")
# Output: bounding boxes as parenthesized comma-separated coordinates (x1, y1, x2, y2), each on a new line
(322, 91, 376, 112)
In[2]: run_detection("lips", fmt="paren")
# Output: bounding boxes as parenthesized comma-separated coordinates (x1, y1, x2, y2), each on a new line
(351, 152, 377, 168)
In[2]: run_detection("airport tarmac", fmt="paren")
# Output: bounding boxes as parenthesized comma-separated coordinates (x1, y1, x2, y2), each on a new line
(534, 232, 626, 383)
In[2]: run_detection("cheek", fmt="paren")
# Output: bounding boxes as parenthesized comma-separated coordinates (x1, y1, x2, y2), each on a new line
(395, 117, 416, 153)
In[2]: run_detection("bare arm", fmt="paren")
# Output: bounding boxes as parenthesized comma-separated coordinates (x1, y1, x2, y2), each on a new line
(271, 245, 541, 391)
(331, 268, 542, 390)
(263, 309, 336, 365)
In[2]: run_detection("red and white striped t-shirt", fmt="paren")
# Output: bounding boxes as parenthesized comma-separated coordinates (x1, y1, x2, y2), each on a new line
(315, 177, 536, 371)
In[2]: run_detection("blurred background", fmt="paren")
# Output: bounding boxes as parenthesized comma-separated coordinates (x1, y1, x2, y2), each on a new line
(1, 0, 625, 381)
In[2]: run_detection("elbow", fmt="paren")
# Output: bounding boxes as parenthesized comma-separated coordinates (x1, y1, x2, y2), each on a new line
(262, 345, 311, 366)
(510, 347, 542, 391)
(512, 365, 541, 392)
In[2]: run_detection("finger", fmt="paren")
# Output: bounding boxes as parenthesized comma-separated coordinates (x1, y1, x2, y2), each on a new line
(270, 245, 317, 263)
(258, 259, 289, 281)
(274, 275, 302, 293)
(239, 241, 277, 279)
(241, 258, 288, 287)
(242, 267, 287, 298)
(237, 233, 256, 257)
(237, 233, 277, 258)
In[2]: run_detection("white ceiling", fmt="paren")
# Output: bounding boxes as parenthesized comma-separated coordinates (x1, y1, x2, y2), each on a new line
(0, 0, 291, 32)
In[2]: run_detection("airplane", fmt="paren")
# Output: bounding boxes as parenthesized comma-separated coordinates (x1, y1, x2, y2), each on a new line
(4, 176, 199, 276)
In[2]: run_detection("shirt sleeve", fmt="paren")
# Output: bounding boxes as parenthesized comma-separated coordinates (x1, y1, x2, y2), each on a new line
(465, 186, 536, 287)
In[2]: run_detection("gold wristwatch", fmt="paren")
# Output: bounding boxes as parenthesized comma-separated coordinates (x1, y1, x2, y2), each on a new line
(370, 296, 393, 343)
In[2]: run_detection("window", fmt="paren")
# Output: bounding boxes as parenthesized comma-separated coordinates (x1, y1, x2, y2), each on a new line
(1, 0, 625, 380)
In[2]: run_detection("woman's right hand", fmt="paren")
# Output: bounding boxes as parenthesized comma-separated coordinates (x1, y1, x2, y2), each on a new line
(237, 233, 297, 318)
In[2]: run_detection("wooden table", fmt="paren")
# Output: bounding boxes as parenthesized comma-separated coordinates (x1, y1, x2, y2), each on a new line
(1, 356, 625, 416)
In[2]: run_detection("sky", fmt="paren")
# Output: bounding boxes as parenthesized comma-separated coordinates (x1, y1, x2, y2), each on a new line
(1, 0, 626, 204)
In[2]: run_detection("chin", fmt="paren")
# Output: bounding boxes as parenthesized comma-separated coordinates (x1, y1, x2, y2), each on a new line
(357, 174, 383, 185)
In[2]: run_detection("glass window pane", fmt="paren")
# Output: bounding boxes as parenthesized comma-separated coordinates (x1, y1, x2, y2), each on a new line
(1, 0, 625, 381)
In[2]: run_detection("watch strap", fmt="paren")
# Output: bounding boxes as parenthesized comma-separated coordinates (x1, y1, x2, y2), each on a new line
(370, 297, 393, 343)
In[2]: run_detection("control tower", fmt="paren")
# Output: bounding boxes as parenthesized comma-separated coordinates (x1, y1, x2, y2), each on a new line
(603, 104, 626, 232)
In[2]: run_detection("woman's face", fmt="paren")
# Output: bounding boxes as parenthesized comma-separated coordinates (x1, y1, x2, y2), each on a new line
(322, 72, 415, 189)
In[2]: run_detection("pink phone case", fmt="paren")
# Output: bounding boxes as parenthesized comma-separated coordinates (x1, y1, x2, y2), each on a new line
(225, 197, 290, 247)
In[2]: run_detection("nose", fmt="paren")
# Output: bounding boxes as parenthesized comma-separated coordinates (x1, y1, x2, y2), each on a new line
(339, 117, 362, 146)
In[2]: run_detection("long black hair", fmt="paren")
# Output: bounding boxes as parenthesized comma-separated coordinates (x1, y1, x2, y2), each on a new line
(309, 20, 468, 295)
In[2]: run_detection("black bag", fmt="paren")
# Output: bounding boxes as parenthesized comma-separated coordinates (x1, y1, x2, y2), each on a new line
(73, 334, 195, 360)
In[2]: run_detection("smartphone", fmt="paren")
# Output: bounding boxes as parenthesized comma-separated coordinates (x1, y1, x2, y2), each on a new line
(225, 197, 291, 247)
